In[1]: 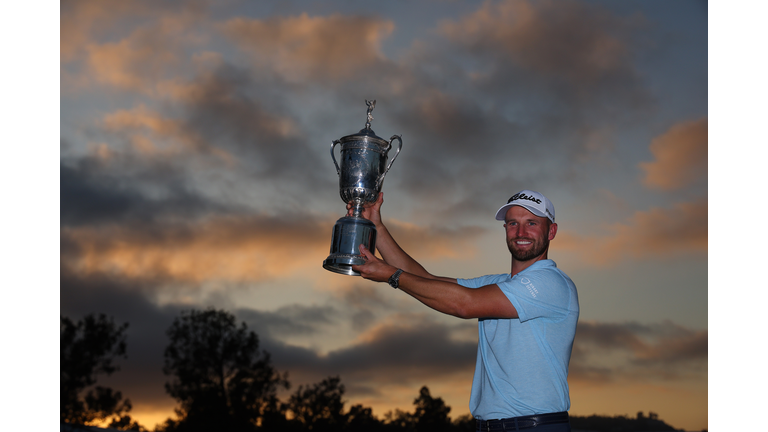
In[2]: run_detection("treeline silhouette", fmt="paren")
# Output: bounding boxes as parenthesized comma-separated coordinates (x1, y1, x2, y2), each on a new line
(61, 309, 690, 432)
(569, 412, 689, 432)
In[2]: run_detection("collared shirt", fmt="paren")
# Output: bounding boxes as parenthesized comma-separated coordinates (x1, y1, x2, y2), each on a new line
(458, 260, 579, 419)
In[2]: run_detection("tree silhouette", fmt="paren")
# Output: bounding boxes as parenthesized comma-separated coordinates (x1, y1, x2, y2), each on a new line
(161, 309, 289, 432)
(286, 376, 348, 431)
(346, 403, 386, 432)
(450, 414, 476, 432)
(383, 408, 415, 431)
(60, 314, 143, 430)
(381, 386, 471, 432)
(569, 412, 680, 432)
(411, 386, 452, 432)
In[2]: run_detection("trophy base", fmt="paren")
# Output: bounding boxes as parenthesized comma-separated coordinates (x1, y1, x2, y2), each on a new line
(323, 215, 377, 276)
(323, 255, 365, 276)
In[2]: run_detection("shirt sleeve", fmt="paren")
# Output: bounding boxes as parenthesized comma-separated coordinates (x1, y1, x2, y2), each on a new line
(457, 274, 497, 289)
(497, 269, 571, 322)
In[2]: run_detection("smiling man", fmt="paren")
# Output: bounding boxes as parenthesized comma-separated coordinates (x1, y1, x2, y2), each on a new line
(351, 189, 580, 432)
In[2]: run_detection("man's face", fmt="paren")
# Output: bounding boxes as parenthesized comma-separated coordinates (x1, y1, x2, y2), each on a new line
(503, 206, 557, 261)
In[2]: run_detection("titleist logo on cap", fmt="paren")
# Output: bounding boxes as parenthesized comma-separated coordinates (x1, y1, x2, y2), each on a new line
(495, 189, 555, 222)
(508, 193, 541, 205)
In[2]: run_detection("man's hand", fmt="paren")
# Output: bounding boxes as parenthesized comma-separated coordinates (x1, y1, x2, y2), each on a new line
(351, 244, 396, 283)
(347, 192, 384, 226)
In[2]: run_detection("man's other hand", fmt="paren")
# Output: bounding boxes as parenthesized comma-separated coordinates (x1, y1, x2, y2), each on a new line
(351, 244, 395, 282)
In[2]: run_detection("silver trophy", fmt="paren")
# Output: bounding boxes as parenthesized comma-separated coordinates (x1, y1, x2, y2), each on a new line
(323, 100, 403, 276)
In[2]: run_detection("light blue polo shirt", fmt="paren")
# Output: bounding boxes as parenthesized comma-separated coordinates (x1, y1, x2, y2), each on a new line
(457, 260, 579, 419)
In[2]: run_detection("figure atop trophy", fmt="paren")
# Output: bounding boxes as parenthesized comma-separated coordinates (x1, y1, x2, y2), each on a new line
(365, 99, 375, 130)
(323, 100, 403, 276)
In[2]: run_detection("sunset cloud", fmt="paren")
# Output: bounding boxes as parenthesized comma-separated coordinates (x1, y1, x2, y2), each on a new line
(557, 198, 707, 265)
(438, 0, 640, 84)
(61, 0, 154, 63)
(61, 216, 486, 286)
(64, 1, 209, 93)
(101, 105, 230, 159)
(86, 15, 207, 91)
(640, 118, 708, 190)
(61, 214, 331, 284)
(97, 78, 301, 163)
(87, 32, 178, 92)
(221, 13, 395, 82)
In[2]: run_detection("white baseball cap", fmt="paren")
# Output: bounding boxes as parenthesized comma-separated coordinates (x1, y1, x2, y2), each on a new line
(494, 190, 555, 223)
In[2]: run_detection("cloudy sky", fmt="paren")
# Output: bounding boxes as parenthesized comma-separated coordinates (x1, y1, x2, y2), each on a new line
(55, 0, 714, 430)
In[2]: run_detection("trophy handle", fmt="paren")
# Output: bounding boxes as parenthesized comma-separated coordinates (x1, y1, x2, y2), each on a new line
(376, 134, 402, 189)
(330, 139, 342, 177)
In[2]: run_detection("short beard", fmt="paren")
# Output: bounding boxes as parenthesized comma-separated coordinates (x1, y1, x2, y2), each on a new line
(508, 237, 550, 261)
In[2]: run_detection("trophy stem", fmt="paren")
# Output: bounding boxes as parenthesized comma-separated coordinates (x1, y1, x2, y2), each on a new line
(350, 201, 365, 218)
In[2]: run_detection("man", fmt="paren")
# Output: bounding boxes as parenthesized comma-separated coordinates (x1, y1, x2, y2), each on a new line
(350, 189, 579, 432)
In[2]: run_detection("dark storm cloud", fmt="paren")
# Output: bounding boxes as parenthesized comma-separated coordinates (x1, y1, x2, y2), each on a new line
(244, 322, 478, 402)
(176, 63, 310, 170)
(60, 156, 227, 227)
(237, 305, 339, 339)
(324, 320, 477, 380)
(339, 284, 395, 310)
(260, 317, 477, 392)
(336, 284, 396, 330)
(570, 320, 707, 383)
(437, 0, 653, 117)
(61, 160, 146, 226)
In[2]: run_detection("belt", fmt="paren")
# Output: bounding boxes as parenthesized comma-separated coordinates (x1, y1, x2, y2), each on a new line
(476, 411, 569, 431)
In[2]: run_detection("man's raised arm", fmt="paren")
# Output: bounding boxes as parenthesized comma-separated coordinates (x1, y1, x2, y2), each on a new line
(348, 193, 455, 283)
(352, 244, 518, 320)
